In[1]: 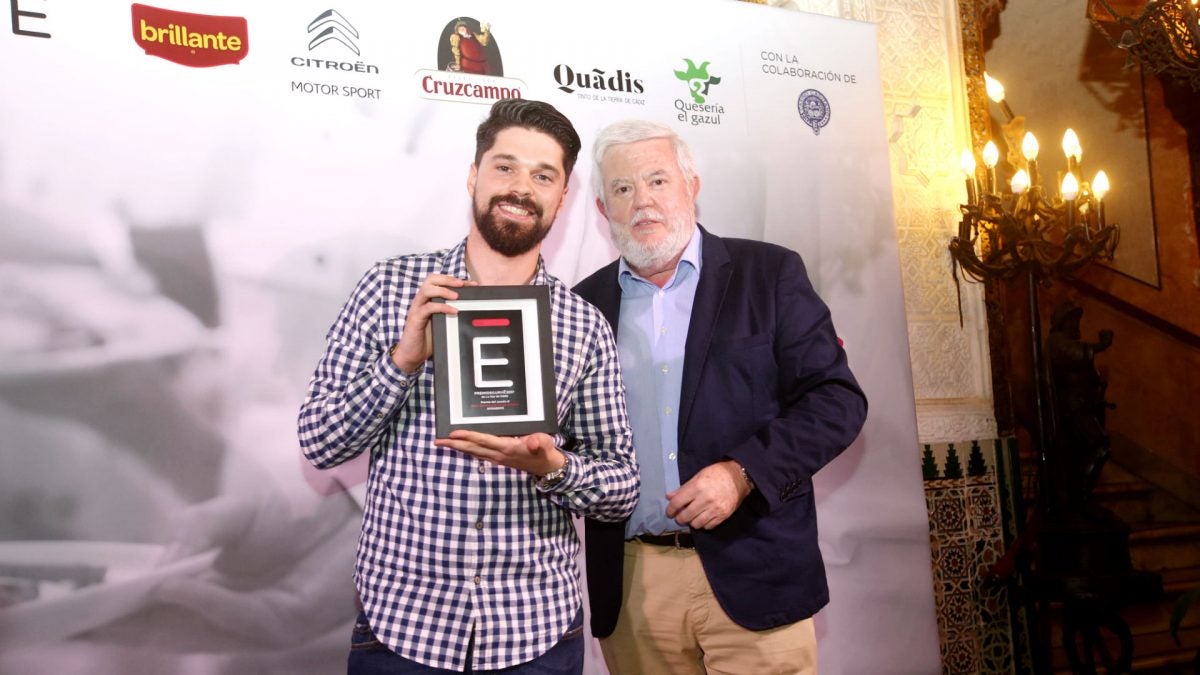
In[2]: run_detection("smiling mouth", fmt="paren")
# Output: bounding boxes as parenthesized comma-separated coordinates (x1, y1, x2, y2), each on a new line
(488, 193, 542, 221)
(498, 202, 534, 219)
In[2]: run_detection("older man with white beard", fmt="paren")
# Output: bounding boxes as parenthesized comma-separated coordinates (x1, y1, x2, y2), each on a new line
(574, 120, 867, 674)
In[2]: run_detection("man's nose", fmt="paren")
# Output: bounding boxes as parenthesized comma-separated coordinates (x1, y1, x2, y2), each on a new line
(632, 185, 654, 208)
(511, 171, 534, 196)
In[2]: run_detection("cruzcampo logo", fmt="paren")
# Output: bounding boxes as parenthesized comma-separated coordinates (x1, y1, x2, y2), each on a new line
(674, 58, 721, 104)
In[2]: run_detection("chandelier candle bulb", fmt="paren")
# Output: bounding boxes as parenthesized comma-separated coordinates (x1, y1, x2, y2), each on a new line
(1093, 170, 1110, 228)
(1062, 129, 1082, 174)
(1011, 168, 1031, 196)
(1062, 172, 1080, 235)
(961, 149, 978, 206)
(984, 72, 1016, 122)
(982, 141, 1000, 194)
(1022, 132, 1040, 188)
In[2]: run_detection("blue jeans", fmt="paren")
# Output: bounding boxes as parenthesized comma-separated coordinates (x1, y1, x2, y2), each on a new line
(347, 610, 584, 674)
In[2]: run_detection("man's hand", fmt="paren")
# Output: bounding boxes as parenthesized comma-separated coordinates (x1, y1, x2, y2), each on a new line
(391, 274, 476, 373)
(665, 460, 751, 530)
(435, 431, 564, 477)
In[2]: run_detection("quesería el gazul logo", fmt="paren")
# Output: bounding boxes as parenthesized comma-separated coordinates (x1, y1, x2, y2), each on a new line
(416, 17, 526, 105)
(674, 58, 724, 126)
(131, 3, 248, 68)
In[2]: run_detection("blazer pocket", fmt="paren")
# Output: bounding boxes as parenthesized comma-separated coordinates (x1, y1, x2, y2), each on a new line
(709, 333, 776, 422)
(712, 333, 773, 353)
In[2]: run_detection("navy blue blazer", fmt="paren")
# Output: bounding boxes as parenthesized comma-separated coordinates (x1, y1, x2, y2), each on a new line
(574, 226, 867, 636)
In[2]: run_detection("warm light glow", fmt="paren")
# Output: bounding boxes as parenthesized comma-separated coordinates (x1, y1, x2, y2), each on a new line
(1010, 169, 1030, 194)
(1093, 171, 1110, 200)
(984, 73, 1006, 103)
(960, 149, 977, 175)
(982, 141, 1000, 168)
(1022, 132, 1040, 161)
(1061, 172, 1080, 200)
(1062, 129, 1082, 162)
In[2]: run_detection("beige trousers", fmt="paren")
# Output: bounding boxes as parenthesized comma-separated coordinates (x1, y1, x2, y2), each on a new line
(599, 540, 818, 675)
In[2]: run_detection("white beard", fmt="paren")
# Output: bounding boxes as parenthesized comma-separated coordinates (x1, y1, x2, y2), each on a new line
(609, 208, 695, 272)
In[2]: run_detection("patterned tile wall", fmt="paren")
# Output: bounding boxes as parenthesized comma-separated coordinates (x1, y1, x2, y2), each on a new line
(923, 438, 1034, 674)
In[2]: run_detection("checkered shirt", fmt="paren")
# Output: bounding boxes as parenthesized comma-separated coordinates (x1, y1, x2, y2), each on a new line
(298, 239, 638, 670)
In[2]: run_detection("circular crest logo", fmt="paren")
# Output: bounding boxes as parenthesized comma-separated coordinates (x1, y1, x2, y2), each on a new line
(797, 89, 831, 136)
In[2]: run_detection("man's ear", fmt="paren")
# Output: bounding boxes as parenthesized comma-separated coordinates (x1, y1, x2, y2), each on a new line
(467, 163, 478, 196)
(547, 184, 569, 222)
(690, 174, 701, 201)
(595, 197, 608, 220)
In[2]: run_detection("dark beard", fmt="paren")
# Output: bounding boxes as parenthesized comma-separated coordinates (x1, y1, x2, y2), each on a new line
(474, 193, 551, 258)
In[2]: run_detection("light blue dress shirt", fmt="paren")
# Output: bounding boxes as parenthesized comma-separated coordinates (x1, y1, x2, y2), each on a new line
(618, 227, 703, 537)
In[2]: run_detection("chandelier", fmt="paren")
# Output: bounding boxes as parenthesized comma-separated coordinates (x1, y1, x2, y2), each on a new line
(1089, 0, 1200, 91)
(947, 72, 1121, 505)
(949, 74, 1120, 286)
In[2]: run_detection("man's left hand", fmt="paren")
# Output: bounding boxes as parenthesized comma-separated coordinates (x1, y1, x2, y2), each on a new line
(436, 431, 564, 477)
(665, 460, 751, 530)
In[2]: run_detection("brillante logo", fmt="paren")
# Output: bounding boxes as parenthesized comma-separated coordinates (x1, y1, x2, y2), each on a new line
(131, 3, 249, 68)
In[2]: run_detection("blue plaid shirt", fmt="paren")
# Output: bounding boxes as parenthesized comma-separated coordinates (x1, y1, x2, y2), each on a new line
(298, 239, 638, 670)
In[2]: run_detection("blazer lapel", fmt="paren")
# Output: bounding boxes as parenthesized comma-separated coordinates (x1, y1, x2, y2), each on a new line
(678, 226, 731, 442)
(591, 261, 623, 332)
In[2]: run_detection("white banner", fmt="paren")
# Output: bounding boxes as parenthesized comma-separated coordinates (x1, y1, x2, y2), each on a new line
(0, 1, 939, 673)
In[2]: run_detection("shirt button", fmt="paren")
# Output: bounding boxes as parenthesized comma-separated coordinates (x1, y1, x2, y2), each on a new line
(473, 575, 481, 585)
(475, 520, 484, 530)
(661, 365, 669, 373)
(374, 412, 384, 419)
(660, 327, 668, 335)
(664, 407, 672, 416)
(668, 453, 677, 461)
(478, 462, 486, 473)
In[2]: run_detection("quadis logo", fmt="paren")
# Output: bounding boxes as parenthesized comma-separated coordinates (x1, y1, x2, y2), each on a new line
(132, 3, 248, 68)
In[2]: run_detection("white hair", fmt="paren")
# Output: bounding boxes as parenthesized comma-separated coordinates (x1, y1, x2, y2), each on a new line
(590, 120, 698, 207)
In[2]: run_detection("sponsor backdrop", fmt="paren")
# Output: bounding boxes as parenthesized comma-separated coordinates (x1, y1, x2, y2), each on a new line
(0, 1, 940, 673)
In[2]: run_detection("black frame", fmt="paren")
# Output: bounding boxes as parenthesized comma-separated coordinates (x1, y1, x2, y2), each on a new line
(431, 285, 557, 437)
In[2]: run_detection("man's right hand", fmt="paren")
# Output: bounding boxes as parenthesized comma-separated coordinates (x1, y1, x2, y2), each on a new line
(390, 274, 476, 373)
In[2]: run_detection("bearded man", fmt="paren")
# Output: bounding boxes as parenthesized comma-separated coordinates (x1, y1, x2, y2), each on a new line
(299, 99, 638, 674)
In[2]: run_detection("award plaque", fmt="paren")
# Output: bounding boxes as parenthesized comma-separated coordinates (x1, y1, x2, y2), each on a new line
(431, 285, 557, 437)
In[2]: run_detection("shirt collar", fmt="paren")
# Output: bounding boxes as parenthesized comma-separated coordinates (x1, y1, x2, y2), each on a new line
(443, 237, 550, 286)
